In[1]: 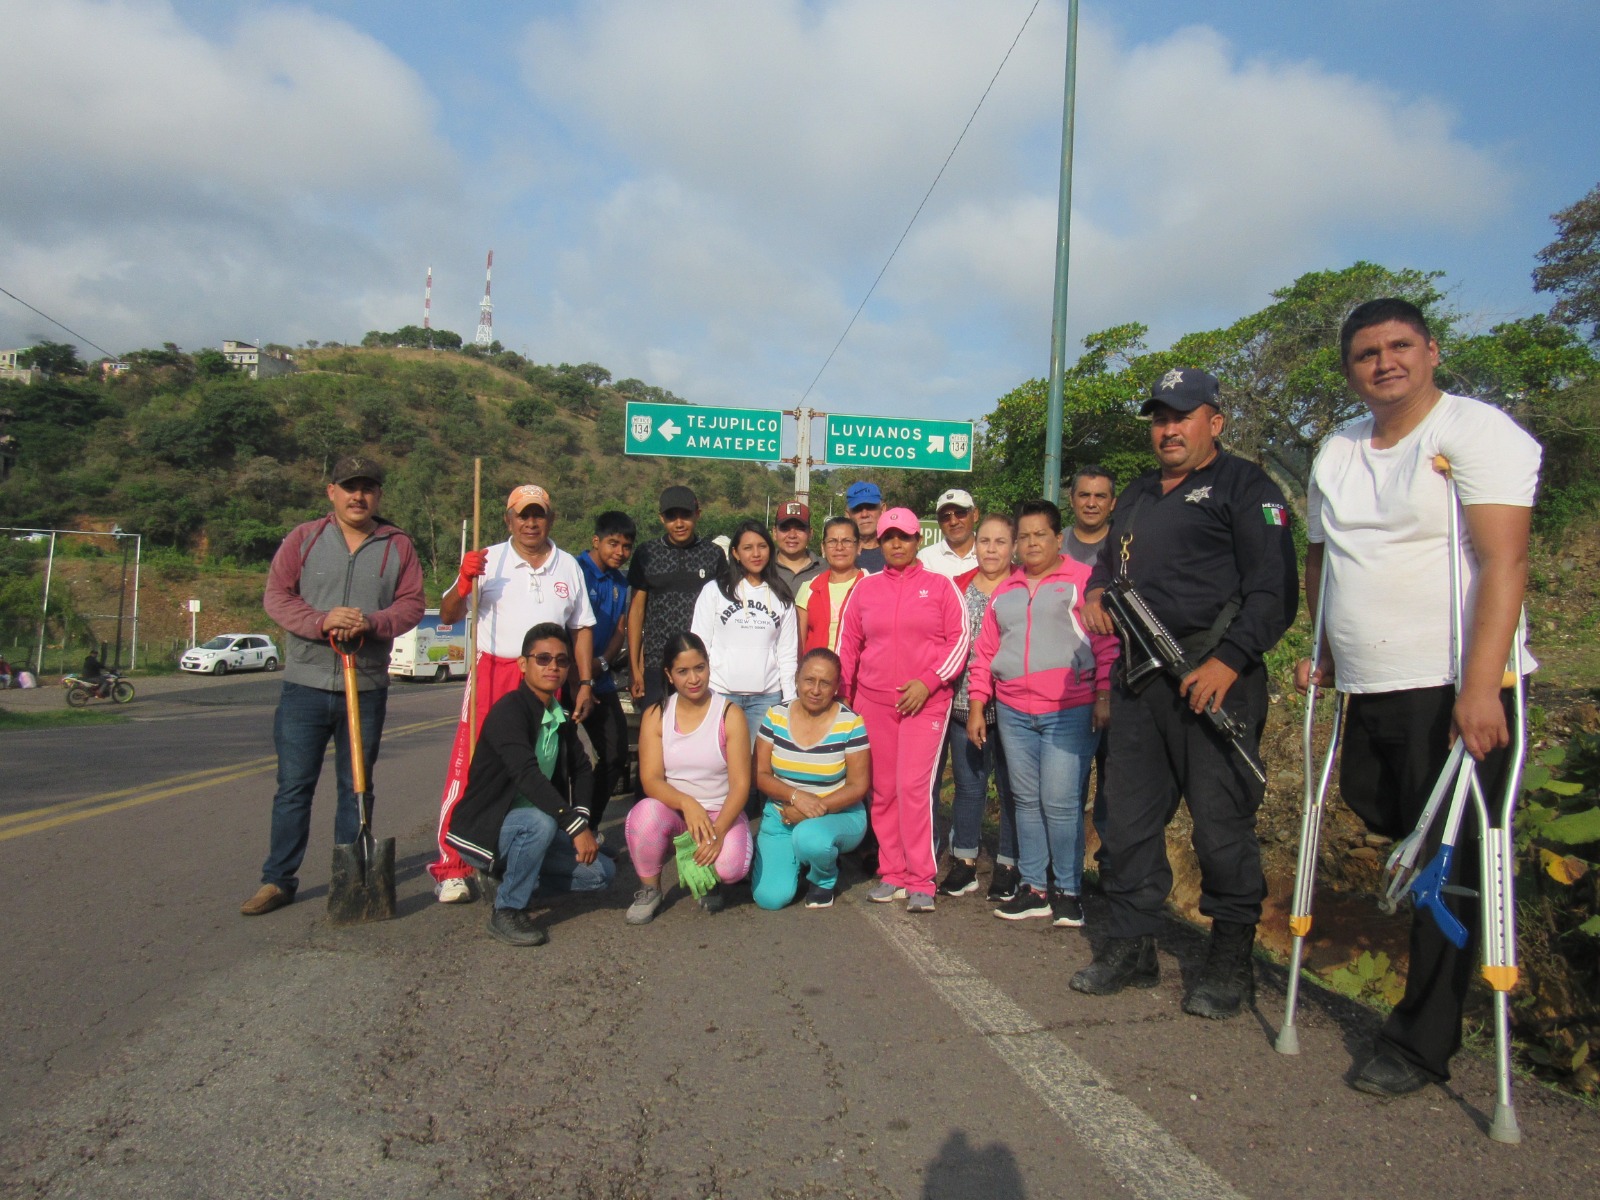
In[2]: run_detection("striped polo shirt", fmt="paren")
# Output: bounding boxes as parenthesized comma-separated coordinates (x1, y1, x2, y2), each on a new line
(757, 701, 869, 798)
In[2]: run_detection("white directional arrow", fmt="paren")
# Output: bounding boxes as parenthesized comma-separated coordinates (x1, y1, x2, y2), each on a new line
(658, 418, 682, 442)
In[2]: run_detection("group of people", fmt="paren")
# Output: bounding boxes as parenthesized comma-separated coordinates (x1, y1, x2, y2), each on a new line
(236, 299, 1542, 1103)
(0, 656, 38, 689)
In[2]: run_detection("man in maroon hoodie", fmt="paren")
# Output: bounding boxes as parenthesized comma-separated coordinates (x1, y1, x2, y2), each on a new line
(240, 456, 425, 916)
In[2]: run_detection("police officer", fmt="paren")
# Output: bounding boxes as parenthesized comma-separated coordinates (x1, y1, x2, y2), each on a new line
(1073, 368, 1297, 1018)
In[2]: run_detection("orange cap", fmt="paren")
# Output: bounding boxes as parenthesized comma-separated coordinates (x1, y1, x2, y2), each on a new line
(506, 484, 553, 515)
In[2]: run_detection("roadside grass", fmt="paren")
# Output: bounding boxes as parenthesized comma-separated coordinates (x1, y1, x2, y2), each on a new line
(0, 707, 129, 731)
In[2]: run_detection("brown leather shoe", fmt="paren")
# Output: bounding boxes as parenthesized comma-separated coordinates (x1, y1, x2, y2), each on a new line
(240, 884, 292, 916)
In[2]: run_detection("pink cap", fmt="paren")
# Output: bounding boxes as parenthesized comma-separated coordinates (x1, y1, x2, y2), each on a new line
(876, 507, 921, 538)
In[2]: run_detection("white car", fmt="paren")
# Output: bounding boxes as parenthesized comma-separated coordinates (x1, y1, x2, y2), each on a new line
(181, 634, 281, 675)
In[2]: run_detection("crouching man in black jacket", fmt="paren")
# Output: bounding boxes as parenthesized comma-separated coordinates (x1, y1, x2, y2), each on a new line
(446, 622, 616, 946)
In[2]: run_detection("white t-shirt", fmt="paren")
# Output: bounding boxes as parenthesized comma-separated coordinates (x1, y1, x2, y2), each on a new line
(1306, 392, 1541, 693)
(690, 578, 798, 700)
(917, 539, 978, 579)
(477, 541, 596, 660)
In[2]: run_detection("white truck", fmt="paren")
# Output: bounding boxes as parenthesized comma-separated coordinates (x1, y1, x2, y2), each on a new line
(388, 609, 469, 682)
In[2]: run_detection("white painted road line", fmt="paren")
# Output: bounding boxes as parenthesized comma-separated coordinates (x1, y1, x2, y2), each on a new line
(866, 907, 1246, 1200)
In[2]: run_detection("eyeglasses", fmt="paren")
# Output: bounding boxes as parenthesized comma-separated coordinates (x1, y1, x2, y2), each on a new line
(937, 509, 972, 522)
(823, 538, 858, 548)
(527, 653, 571, 668)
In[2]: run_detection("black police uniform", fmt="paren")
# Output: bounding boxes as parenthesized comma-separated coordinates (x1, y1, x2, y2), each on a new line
(1088, 450, 1297, 939)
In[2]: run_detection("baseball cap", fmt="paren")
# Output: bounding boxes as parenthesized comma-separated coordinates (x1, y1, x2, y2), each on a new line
(845, 481, 883, 509)
(776, 501, 810, 526)
(935, 488, 975, 512)
(505, 484, 552, 515)
(1141, 367, 1221, 415)
(331, 455, 384, 486)
(877, 507, 921, 538)
(658, 485, 699, 514)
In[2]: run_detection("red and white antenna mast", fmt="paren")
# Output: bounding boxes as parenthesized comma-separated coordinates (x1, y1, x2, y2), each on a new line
(423, 265, 433, 348)
(474, 249, 494, 348)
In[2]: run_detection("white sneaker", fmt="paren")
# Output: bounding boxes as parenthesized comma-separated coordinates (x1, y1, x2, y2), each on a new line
(435, 877, 472, 904)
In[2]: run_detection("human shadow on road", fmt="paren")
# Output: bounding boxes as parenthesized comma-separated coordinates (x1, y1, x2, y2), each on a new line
(921, 1129, 1026, 1199)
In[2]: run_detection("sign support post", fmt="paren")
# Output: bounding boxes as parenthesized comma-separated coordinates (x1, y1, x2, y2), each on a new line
(1043, 0, 1080, 503)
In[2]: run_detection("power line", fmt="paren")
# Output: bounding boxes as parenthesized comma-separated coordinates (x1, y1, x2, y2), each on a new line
(798, 0, 1045, 406)
(0, 284, 116, 360)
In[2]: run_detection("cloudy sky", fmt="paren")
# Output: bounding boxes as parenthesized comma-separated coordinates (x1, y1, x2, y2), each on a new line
(2, 0, 1596, 422)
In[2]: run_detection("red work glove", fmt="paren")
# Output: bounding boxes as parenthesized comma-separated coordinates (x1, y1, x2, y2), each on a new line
(456, 549, 487, 597)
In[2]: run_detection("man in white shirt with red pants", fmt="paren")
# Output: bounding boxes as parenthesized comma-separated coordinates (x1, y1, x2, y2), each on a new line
(1302, 298, 1541, 1097)
(429, 484, 597, 903)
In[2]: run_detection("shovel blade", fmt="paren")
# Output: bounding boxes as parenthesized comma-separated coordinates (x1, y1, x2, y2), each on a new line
(328, 833, 397, 925)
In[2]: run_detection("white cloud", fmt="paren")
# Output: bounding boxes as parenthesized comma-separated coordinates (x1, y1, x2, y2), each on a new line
(0, 0, 458, 353)
(517, 1, 1512, 414)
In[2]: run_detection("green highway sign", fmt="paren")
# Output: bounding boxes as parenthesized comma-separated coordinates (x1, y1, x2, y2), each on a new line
(824, 413, 974, 472)
(624, 401, 783, 462)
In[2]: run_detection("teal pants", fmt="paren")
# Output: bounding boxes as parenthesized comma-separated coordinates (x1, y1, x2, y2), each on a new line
(752, 800, 868, 910)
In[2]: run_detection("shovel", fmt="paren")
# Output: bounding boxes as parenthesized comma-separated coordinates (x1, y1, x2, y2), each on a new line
(327, 635, 396, 924)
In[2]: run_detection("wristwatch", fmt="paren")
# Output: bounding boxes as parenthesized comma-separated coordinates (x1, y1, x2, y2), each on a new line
(595, 655, 609, 675)
(578, 679, 595, 688)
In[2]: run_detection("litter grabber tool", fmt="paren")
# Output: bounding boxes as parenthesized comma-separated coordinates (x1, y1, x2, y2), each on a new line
(1375, 455, 1529, 1144)
(327, 634, 397, 925)
(673, 831, 720, 899)
(1275, 564, 1345, 1056)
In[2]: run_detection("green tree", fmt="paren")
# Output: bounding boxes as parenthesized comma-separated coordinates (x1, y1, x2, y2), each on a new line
(17, 340, 84, 375)
(1533, 182, 1600, 341)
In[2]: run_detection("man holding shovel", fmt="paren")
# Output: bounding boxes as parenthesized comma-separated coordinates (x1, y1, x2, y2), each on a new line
(242, 455, 425, 916)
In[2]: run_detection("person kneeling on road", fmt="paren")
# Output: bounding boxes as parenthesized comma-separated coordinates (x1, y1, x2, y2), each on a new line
(445, 623, 615, 947)
(751, 649, 871, 911)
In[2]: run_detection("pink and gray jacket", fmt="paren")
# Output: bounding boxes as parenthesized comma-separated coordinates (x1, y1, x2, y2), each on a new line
(837, 559, 970, 706)
(966, 556, 1118, 714)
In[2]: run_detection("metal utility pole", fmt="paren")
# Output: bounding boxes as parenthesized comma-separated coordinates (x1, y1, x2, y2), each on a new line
(34, 531, 55, 673)
(1042, 0, 1080, 504)
(112, 531, 130, 669)
(792, 406, 815, 508)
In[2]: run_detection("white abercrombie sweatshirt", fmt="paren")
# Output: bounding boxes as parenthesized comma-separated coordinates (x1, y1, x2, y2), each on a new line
(690, 578, 798, 701)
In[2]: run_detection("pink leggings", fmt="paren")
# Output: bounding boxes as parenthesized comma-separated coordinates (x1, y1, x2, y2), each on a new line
(625, 797, 753, 884)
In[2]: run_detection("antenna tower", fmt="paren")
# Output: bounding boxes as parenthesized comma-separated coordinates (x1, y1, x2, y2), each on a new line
(424, 265, 433, 348)
(474, 250, 494, 348)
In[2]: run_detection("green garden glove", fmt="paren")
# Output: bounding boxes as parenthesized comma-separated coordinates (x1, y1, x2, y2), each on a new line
(673, 831, 721, 899)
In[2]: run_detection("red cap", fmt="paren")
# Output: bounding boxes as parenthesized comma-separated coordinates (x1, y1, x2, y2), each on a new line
(776, 501, 810, 525)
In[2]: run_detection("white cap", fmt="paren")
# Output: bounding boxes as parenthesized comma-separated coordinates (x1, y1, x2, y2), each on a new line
(935, 488, 976, 512)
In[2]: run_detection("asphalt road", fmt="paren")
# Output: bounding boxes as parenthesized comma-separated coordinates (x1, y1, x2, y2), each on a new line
(1, 671, 1596, 1198)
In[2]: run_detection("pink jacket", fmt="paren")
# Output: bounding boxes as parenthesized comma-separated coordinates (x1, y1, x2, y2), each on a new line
(967, 556, 1118, 715)
(838, 560, 970, 706)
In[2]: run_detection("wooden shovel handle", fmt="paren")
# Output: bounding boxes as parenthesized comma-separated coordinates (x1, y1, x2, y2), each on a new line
(329, 634, 368, 795)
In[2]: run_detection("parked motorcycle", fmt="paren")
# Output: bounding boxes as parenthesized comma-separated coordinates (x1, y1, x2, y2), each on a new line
(63, 671, 136, 707)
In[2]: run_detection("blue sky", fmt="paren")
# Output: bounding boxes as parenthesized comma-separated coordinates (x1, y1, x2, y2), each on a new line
(2, 0, 1595, 424)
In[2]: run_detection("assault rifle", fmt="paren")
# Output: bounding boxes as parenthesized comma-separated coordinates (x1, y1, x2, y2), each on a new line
(1101, 577, 1267, 785)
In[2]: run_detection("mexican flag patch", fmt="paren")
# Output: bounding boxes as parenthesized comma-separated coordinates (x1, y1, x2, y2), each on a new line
(1262, 503, 1288, 527)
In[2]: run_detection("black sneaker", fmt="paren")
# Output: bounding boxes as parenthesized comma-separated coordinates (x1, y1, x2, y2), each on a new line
(803, 883, 836, 909)
(487, 907, 548, 947)
(986, 863, 1020, 902)
(939, 859, 980, 897)
(994, 886, 1052, 921)
(1050, 890, 1084, 928)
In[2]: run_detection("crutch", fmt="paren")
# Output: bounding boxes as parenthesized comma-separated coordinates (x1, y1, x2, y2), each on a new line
(1376, 455, 1528, 1143)
(1275, 563, 1345, 1055)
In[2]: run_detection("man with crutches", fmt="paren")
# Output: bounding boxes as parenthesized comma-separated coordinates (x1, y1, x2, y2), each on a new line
(1297, 298, 1541, 1104)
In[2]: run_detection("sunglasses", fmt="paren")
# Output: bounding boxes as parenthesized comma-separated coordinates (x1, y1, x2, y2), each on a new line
(526, 653, 572, 668)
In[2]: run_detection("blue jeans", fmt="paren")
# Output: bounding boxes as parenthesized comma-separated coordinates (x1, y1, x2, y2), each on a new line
(948, 714, 1016, 865)
(495, 806, 616, 911)
(996, 702, 1096, 895)
(751, 800, 868, 908)
(262, 681, 388, 892)
(722, 690, 783, 817)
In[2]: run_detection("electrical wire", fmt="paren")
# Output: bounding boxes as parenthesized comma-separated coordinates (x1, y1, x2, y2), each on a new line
(0, 284, 116, 360)
(797, 0, 1045, 406)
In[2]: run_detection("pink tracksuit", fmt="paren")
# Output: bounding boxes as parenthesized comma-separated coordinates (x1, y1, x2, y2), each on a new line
(838, 560, 970, 894)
